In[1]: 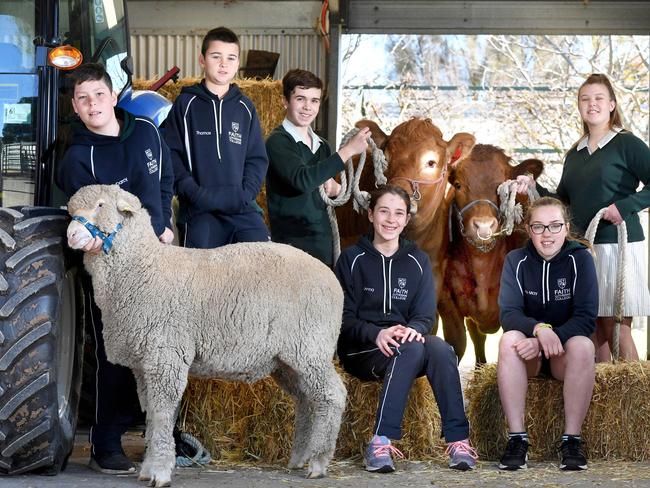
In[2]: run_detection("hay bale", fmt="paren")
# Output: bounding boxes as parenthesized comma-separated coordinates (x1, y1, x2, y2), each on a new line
(466, 361, 650, 461)
(178, 367, 445, 464)
(132, 77, 284, 138)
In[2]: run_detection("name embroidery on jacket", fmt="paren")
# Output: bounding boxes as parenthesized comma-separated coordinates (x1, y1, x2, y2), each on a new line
(195, 130, 212, 135)
(229, 121, 242, 145)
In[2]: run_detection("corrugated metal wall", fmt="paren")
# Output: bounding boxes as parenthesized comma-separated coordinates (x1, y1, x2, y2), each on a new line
(130, 32, 326, 81)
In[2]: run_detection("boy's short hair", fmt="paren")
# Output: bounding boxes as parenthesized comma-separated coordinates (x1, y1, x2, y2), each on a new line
(282, 69, 323, 100)
(201, 27, 240, 56)
(69, 62, 113, 93)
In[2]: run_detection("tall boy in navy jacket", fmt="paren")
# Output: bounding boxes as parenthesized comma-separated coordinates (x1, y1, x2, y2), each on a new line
(164, 27, 270, 248)
(57, 63, 173, 474)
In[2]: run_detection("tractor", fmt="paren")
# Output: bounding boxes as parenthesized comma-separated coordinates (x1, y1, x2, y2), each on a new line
(0, 0, 172, 474)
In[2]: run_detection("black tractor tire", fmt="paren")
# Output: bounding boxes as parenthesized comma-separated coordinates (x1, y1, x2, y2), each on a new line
(0, 206, 84, 475)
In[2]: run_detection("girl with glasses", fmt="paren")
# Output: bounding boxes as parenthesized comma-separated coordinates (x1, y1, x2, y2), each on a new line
(496, 197, 597, 471)
(516, 73, 650, 361)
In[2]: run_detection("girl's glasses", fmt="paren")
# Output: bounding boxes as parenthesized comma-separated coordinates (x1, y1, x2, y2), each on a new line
(528, 223, 564, 235)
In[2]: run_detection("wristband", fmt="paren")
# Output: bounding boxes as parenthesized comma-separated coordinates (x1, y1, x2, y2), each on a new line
(533, 323, 552, 337)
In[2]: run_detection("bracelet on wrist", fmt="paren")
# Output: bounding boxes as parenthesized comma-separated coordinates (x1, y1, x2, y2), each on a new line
(533, 323, 552, 337)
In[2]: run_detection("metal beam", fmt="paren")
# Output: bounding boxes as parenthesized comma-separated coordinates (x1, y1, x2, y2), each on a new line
(345, 1, 650, 34)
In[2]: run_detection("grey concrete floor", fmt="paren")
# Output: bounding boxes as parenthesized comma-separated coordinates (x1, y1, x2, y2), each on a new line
(3, 433, 650, 488)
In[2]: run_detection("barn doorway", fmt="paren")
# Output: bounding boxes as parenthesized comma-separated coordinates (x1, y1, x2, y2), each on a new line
(339, 33, 650, 364)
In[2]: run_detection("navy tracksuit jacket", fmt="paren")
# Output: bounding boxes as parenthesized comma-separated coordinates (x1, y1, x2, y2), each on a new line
(164, 81, 269, 248)
(57, 108, 173, 236)
(498, 240, 598, 342)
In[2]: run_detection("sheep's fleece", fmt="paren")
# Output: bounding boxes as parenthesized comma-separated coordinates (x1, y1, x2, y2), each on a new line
(66, 185, 346, 487)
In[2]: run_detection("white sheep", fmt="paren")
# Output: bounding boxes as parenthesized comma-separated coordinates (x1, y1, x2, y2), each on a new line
(66, 184, 347, 487)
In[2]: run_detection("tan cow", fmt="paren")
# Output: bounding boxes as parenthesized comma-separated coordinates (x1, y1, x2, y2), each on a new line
(438, 144, 543, 363)
(336, 117, 475, 303)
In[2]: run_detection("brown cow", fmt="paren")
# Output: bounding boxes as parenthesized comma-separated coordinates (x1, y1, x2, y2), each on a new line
(336, 118, 475, 298)
(438, 144, 543, 364)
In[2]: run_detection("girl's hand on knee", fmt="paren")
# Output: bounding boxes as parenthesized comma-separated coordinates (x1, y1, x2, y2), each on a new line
(513, 338, 541, 361)
(535, 327, 564, 358)
(395, 326, 424, 344)
(376, 326, 403, 357)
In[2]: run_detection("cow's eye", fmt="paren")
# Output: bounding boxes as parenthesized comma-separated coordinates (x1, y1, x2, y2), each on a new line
(453, 181, 461, 190)
(427, 160, 436, 168)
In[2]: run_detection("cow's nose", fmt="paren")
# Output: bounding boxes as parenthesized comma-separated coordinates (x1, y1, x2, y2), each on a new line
(471, 217, 498, 240)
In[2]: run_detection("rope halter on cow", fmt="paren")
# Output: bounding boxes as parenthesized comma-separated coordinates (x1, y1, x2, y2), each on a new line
(585, 209, 627, 363)
(71, 215, 122, 254)
(319, 127, 388, 263)
(389, 145, 464, 205)
(448, 179, 539, 253)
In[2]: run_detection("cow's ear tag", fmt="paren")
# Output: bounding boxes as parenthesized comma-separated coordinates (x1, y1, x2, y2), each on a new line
(450, 146, 463, 164)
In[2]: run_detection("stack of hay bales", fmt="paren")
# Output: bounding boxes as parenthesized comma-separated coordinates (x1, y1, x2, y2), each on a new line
(132, 77, 284, 137)
(178, 369, 445, 463)
(467, 361, 650, 461)
(134, 78, 444, 463)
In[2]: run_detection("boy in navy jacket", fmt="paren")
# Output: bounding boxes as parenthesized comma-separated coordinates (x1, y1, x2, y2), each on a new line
(164, 27, 269, 248)
(57, 63, 173, 474)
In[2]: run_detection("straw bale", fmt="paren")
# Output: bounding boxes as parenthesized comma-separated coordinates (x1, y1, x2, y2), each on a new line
(132, 77, 283, 138)
(466, 361, 650, 461)
(178, 366, 446, 464)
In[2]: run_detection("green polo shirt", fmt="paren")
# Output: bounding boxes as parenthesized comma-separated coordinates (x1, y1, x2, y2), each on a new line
(265, 122, 345, 266)
(539, 130, 650, 244)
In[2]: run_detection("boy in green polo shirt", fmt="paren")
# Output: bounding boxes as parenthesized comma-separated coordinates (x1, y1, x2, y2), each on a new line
(265, 69, 370, 267)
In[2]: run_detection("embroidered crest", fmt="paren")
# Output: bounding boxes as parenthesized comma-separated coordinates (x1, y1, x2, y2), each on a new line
(232, 122, 239, 132)
(557, 278, 566, 289)
(145, 148, 153, 160)
(398, 278, 407, 289)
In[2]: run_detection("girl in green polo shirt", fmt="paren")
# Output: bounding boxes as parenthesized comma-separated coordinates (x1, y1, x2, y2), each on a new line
(516, 73, 650, 362)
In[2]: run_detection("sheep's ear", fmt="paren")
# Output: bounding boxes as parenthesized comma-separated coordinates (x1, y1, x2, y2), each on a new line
(116, 195, 141, 215)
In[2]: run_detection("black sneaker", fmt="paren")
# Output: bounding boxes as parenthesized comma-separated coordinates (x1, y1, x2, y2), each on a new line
(557, 437, 587, 470)
(89, 451, 136, 474)
(498, 435, 529, 470)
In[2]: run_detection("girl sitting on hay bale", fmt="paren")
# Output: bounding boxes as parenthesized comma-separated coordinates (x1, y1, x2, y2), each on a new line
(497, 197, 598, 471)
(334, 185, 477, 473)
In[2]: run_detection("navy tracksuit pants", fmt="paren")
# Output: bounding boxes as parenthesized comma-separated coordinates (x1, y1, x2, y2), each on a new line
(181, 211, 269, 249)
(340, 335, 469, 442)
(83, 275, 141, 456)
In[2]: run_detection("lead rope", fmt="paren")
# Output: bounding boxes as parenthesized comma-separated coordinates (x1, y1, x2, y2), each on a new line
(491, 180, 540, 237)
(318, 128, 388, 264)
(585, 209, 626, 362)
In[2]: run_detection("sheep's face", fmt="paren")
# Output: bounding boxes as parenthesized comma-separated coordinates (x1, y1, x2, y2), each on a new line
(66, 184, 142, 250)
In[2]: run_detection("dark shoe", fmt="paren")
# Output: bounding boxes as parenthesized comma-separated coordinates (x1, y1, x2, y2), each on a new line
(89, 451, 136, 474)
(557, 437, 587, 470)
(498, 435, 529, 470)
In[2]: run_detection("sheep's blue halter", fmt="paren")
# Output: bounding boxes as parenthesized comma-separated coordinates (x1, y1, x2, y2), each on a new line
(71, 215, 122, 254)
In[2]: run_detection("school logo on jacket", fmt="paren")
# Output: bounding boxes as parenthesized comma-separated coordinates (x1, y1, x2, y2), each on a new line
(554, 277, 571, 301)
(393, 278, 409, 301)
(229, 121, 242, 145)
(145, 148, 158, 174)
